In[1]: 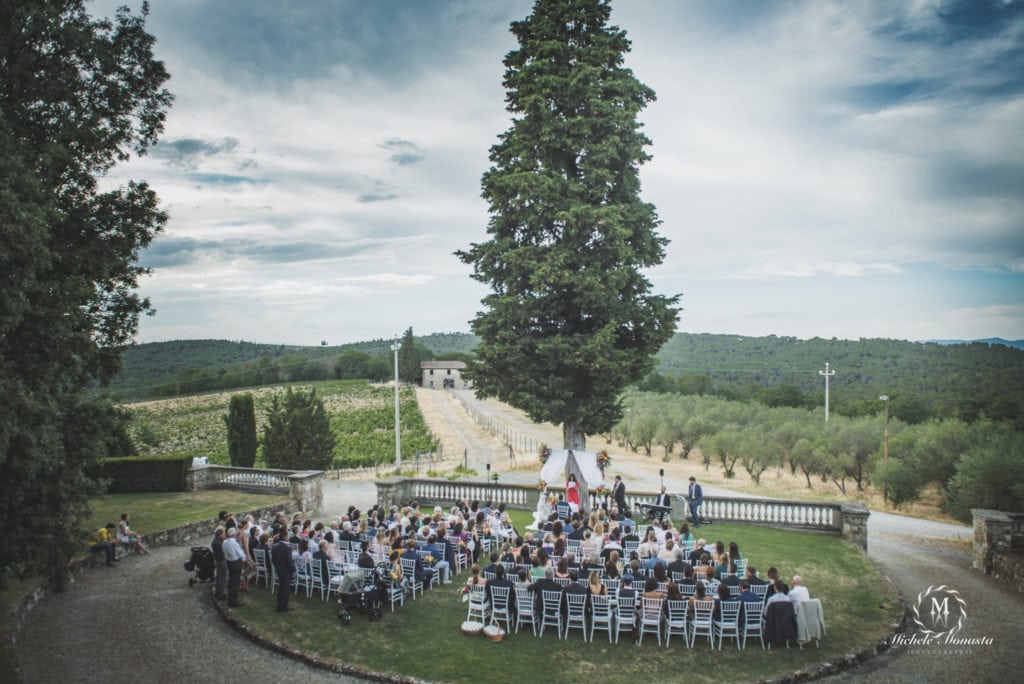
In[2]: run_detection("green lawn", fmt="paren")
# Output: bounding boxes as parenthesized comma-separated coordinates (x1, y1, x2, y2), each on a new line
(232, 522, 900, 683)
(87, 490, 287, 535)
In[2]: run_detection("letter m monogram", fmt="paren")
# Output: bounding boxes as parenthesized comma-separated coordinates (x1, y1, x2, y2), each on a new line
(930, 596, 949, 615)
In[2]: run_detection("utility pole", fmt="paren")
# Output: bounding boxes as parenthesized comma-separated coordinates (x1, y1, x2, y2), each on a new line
(819, 362, 836, 422)
(391, 342, 401, 468)
(879, 395, 890, 461)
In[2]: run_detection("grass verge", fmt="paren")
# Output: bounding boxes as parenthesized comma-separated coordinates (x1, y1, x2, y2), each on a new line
(86, 490, 287, 535)
(231, 523, 900, 683)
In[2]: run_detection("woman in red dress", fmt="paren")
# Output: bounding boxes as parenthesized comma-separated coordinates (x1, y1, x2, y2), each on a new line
(566, 473, 581, 510)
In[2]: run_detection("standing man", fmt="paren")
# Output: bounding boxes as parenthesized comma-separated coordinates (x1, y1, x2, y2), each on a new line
(222, 527, 246, 608)
(613, 475, 628, 515)
(654, 485, 671, 522)
(271, 532, 295, 612)
(211, 526, 227, 601)
(687, 476, 703, 528)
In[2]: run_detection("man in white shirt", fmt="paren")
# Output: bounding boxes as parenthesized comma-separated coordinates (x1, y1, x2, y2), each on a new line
(222, 527, 248, 607)
(789, 575, 810, 609)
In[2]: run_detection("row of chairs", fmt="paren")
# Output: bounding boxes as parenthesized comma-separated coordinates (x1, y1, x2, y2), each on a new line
(467, 585, 769, 649)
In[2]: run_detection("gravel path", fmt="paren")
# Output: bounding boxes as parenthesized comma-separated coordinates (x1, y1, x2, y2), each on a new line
(821, 514, 1023, 683)
(16, 547, 357, 683)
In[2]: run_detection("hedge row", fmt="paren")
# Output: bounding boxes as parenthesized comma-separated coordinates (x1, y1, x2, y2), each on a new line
(93, 456, 191, 493)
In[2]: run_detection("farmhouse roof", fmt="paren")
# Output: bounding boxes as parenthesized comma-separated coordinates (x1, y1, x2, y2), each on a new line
(420, 360, 466, 370)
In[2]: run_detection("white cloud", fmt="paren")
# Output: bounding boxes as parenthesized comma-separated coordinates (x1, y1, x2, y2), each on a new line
(90, 0, 1024, 344)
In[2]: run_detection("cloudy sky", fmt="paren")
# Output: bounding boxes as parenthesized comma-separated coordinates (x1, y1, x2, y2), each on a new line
(96, 0, 1024, 345)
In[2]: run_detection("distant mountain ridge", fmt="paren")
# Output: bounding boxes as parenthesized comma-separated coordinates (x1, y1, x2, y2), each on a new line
(927, 338, 1024, 350)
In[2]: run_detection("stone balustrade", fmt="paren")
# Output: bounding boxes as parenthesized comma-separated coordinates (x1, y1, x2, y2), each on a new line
(187, 465, 324, 514)
(374, 477, 870, 550)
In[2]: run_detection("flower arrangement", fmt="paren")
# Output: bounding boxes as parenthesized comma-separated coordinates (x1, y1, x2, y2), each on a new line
(425, 555, 435, 566)
(539, 444, 551, 464)
(596, 450, 611, 469)
(539, 480, 547, 490)
(595, 484, 606, 496)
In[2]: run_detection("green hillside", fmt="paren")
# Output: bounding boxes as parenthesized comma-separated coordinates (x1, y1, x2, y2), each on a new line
(110, 332, 1023, 427)
(110, 333, 479, 399)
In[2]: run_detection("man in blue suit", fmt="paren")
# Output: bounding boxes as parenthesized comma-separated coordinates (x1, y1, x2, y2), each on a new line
(687, 476, 703, 528)
(271, 533, 295, 612)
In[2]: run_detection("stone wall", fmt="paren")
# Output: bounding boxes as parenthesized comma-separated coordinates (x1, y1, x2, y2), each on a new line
(972, 508, 1024, 593)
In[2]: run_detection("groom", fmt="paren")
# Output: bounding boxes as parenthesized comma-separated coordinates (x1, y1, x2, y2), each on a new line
(687, 476, 703, 528)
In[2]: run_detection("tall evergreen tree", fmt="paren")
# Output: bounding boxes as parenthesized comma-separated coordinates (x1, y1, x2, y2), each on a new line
(457, 0, 678, 449)
(0, 1, 171, 588)
(262, 388, 336, 470)
(224, 393, 258, 468)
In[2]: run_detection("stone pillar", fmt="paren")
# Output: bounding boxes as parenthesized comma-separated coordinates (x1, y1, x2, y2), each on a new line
(375, 477, 408, 512)
(972, 508, 1014, 574)
(186, 464, 212, 492)
(287, 471, 324, 515)
(839, 502, 870, 552)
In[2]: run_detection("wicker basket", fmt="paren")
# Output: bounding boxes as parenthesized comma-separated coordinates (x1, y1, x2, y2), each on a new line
(483, 625, 505, 642)
(461, 620, 484, 636)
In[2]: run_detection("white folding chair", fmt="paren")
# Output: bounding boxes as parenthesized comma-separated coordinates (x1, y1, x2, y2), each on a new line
(489, 585, 512, 633)
(638, 597, 664, 646)
(400, 557, 424, 599)
(665, 599, 690, 648)
(514, 585, 537, 635)
(252, 548, 271, 588)
(590, 593, 614, 643)
(565, 592, 589, 641)
(467, 584, 490, 622)
(742, 599, 765, 649)
(615, 594, 637, 644)
(385, 575, 404, 611)
(309, 557, 327, 599)
(713, 599, 742, 649)
(690, 599, 715, 647)
(539, 590, 564, 639)
(293, 556, 312, 597)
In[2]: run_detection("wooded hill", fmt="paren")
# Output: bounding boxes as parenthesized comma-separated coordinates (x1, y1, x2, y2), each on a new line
(111, 332, 1023, 428)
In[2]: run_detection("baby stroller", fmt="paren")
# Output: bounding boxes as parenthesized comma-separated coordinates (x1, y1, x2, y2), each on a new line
(337, 562, 387, 625)
(184, 546, 215, 587)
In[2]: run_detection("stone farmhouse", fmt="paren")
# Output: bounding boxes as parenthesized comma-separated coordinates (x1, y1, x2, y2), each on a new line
(420, 360, 470, 389)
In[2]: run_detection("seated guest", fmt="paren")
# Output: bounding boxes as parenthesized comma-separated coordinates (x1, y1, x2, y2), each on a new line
(764, 567, 780, 597)
(679, 565, 697, 587)
(667, 552, 689, 579)
(715, 553, 730, 580)
(90, 522, 118, 566)
(554, 556, 574, 581)
(587, 570, 608, 597)
(400, 540, 434, 589)
(687, 581, 708, 618)
(763, 579, 790, 615)
(788, 575, 810, 607)
(487, 564, 513, 603)
(482, 552, 501, 578)
(528, 566, 564, 614)
(712, 582, 732, 619)
(745, 565, 767, 586)
(604, 551, 621, 580)
(423, 534, 451, 584)
(466, 563, 487, 589)
(736, 579, 759, 604)
(657, 539, 680, 567)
